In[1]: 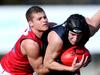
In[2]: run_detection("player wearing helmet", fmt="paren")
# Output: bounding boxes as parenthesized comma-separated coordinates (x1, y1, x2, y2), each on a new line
(41, 14, 91, 75)
(64, 14, 90, 46)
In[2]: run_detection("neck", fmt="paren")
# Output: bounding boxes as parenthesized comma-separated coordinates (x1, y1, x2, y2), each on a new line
(32, 29, 43, 39)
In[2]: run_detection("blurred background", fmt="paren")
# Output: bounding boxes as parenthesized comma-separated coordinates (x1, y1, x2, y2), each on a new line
(0, 0, 100, 75)
(0, 0, 100, 5)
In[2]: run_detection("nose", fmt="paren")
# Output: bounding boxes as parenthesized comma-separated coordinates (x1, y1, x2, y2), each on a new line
(73, 35, 79, 42)
(42, 19, 48, 24)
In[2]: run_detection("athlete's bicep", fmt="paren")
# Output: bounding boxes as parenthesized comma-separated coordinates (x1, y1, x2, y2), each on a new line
(43, 31, 63, 68)
(21, 39, 43, 71)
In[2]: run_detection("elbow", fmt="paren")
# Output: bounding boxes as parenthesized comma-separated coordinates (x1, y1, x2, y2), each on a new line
(43, 59, 52, 69)
(43, 61, 50, 68)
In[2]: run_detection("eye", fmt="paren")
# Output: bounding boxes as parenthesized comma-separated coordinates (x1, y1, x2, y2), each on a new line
(43, 16, 47, 20)
(38, 17, 42, 21)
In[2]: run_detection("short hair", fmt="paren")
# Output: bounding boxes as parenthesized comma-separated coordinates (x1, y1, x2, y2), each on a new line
(26, 6, 45, 21)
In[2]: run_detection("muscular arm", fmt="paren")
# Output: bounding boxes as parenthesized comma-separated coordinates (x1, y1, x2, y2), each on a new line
(43, 31, 84, 72)
(43, 31, 66, 71)
(86, 10, 100, 36)
(21, 39, 49, 74)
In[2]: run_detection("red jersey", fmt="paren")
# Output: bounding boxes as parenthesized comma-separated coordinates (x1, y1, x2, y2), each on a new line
(0, 28, 43, 75)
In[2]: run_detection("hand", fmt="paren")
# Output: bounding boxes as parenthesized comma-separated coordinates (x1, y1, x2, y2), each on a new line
(69, 54, 85, 72)
(83, 55, 91, 67)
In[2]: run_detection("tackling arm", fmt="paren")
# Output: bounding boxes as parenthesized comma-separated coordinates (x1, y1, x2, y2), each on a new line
(21, 39, 49, 75)
(86, 10, 100, 36)
(43, 31, 67, 71)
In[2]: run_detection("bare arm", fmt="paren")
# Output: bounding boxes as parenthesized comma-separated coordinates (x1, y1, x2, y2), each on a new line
(43, 31, 85, 72)
(43, 31, 66, 71)
(86, 10, 100, 36)
(21, 39, 49, 74)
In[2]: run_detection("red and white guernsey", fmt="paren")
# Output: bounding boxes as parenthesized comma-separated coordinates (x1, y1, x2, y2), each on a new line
(0, 28, 43, 75)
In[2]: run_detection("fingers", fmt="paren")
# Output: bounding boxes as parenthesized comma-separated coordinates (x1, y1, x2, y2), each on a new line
(83, 56, 89, 67)
(72, 55, 85, 68)
(79, 55, 89, 67)
(79, 54, 85, 65)
(84, 56, 88, 64)
(72, 56, 81, 70)
(73, 56, 78, 65)
(71, 54, 88, 72)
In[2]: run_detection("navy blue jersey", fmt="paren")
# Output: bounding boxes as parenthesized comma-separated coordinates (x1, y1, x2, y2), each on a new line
(52, 25, 71, 49)
(51, 25, 90, 48)
(41, 25, 90, 75)
(41, 25, 70, 55)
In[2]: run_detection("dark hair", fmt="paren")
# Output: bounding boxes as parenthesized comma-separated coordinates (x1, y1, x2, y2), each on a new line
(26, 6, 45, 21)
(64, 14, 90, 46)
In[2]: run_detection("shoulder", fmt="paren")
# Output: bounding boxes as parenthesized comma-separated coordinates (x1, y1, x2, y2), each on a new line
(52, 25, 65, 34)
(22, 39, 39, 48)
(21, 39, 40, 57)
(51, 25, 66, 41)
(47, 31, 63, 52)
(48, 22, 57, 28)
(48, 29, 63, 45)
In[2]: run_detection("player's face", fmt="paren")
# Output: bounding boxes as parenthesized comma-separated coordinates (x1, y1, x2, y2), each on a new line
(29, 12, 49, 32)
(68, 31, 82, 45)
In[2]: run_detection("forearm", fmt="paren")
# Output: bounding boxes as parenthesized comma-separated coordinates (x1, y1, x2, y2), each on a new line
(44, 55, 85, 72)
(28, 56, 49, 74)
(39, 64, 50, 73)
(44, 60, 72, 71)
(89, 10, 100, 27)
(87, 10, 100, 36)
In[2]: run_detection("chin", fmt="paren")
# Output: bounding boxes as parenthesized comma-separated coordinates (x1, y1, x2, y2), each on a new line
(71, 43, 76, 45)
(41, 28, 48, 31)
(45, 27, 49, 30)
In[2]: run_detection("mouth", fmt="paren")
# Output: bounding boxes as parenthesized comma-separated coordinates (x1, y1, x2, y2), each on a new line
(44, 23, 49, 27)
(71, 42, 76, 45)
